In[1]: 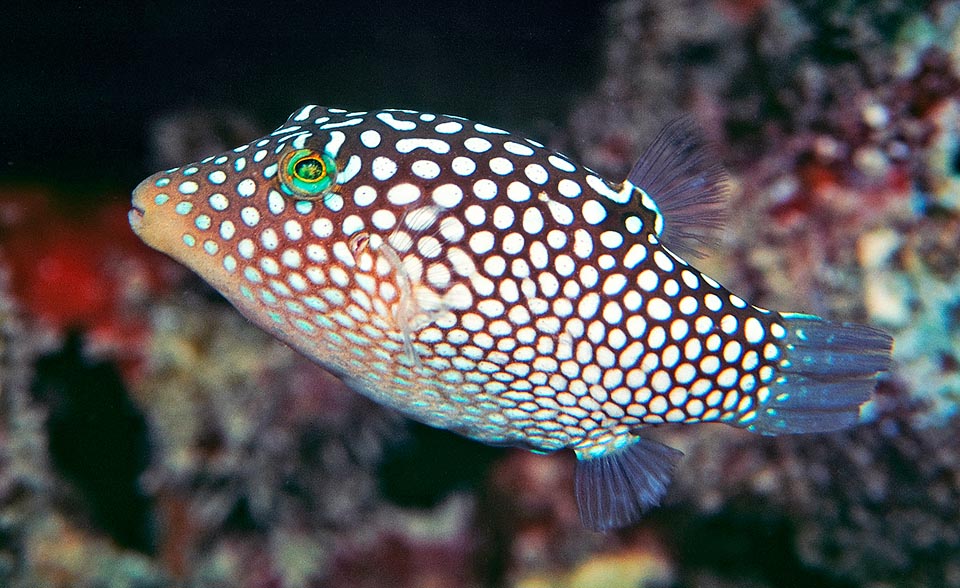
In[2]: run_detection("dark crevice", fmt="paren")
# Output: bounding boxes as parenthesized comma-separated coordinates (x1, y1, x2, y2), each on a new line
(31, 332, 154, 553)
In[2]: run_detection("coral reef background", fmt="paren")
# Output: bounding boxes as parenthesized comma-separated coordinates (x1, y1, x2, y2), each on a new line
(2, 0, 959, 586)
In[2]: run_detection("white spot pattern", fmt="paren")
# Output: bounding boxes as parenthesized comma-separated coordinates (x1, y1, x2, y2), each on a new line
(142, 105, 788, 457)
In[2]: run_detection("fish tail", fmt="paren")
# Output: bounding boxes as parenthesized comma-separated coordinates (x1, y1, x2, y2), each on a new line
(572, 315, 892, 531)
(747, 314, 893, 435)
(574, 437, 683, 532)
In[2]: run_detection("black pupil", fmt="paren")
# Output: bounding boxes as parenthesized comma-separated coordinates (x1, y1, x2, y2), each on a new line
(294, 157, 325, 181)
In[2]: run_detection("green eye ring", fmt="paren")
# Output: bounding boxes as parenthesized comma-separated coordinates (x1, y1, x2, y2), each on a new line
(279, 148, 338, 199)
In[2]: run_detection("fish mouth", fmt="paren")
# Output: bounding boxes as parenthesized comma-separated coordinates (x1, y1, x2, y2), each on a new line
(129, 174, 158, 234)
(128, 205, 145, 232)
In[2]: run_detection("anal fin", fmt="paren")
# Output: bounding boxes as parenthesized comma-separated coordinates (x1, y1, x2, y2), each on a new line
(574, 437, 683, 532)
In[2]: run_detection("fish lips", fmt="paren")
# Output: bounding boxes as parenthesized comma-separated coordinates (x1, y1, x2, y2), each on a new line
(128, 173, 163, 239)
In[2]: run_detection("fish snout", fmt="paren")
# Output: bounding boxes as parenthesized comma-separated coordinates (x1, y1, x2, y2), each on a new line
(129, 173, 162, 231)
(128, 171, 180, 249)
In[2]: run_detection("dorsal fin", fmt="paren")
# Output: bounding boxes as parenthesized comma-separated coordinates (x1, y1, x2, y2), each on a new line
(627, 117, 728, 259)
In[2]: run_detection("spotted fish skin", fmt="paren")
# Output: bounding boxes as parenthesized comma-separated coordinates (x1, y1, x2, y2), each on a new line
(130, 106, 892, 531)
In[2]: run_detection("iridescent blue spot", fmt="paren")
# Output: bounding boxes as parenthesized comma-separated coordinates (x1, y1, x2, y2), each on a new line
(381, 340, 402, 352)
(182, 234, 196, 247)
(243, 267, 262, 283)
(154, 193, 169, 206)
(155, 178, 170, 187)
(295, 319, 315, 333)
(345, 332, 369, 346)
(178, 181, 198, 195)
(314, 315, 334, 329)
(304, 296, 325, 310)
(235, 158, 247, 172)
(324, 193, 344, 212)
(295, 201, 314, 214)
(424, 358, 447, 370)
(240, 285, 253, 300)
(195, 215, 212, 230)
(183, 167, 198, 176)
(214, 156, 229, 165)
(323, 289, 345, 306)
(268, 311, 284, 324)
(261, 290, 277, 304)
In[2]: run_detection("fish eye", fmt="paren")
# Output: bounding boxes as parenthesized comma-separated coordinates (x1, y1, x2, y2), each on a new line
(279, 148, 338, 199)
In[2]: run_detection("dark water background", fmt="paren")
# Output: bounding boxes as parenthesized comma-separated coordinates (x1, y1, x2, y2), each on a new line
(3, 0, 606, 189)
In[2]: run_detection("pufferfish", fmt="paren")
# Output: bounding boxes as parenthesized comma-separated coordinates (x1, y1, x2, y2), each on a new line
(130, 106, 892, 531)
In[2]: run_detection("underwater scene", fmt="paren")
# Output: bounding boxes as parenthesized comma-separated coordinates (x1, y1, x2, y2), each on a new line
(1, 0, 958, 586)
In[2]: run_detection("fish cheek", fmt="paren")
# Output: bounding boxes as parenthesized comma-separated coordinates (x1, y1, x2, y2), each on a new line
(139, 211, 204, 268)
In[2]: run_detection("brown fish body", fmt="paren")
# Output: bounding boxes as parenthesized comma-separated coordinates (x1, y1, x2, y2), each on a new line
(131, 106, 892, 530)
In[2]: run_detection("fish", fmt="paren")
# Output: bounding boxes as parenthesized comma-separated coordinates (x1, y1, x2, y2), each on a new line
(129, 106, 893, 531)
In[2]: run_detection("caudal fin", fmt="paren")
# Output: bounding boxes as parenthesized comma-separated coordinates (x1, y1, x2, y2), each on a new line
(574, 437, 683, 532)
(748, 315, 893, 435)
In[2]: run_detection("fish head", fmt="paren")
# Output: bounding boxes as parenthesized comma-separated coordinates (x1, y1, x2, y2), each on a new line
(129, 108, 351, 298)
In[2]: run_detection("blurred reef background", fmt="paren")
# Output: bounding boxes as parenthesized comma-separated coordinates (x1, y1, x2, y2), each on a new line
(2, 0, 959, 586)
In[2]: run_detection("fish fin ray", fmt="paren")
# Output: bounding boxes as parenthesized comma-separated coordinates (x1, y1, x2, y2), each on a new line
(627, 117, 727, 259)
(748, 316, 893, 435)
(574, 437, 683, 532)
(373, 241, 423, 366)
